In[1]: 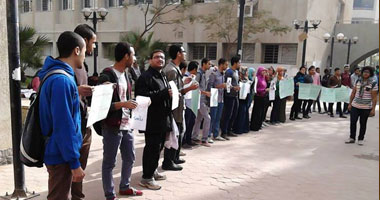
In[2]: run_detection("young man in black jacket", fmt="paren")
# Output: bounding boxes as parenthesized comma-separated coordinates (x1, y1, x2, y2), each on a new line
(136, 50, 173, 190)
(98, 42, 142, 199)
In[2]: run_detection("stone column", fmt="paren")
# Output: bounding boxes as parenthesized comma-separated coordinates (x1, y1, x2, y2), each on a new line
(0, 0, 13, 165)
(254, 42, 262, 63)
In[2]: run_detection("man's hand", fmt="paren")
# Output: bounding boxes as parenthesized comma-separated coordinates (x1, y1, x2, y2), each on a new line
(233, 86, 240, 91)
(217, 83, 226, 89)
(71, 167, 85, 183)
(123, 100, 138, 109)
(370, 109, 375, 117)
(78, 85, 93, 97)
(348, 104, 352, 111)
(189, 83, 199, 90)
(168, 89, 173, 97)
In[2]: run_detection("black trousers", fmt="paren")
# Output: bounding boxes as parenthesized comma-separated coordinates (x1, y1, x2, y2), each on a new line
(250, 95, 266, 131)
(270, 96, 281, 123)
(221, 96, 239, 135)
(343, 102, 349, 113)
(350, 107, 371, 141)
(329, 102, 343, 116)
(290, 90, 302, 118)
(183, 108, 195, 145)
(142, 132, 166, 179)
(302, 99, 313, 116)
(278, 98, 287, 123)
(312, 98, 321, 113)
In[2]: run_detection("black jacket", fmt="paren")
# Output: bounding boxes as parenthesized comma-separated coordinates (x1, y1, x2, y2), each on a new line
(135, 67, 172, 134)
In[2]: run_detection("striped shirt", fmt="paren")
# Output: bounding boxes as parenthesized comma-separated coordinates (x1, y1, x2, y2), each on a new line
(352, 78, 378, 109)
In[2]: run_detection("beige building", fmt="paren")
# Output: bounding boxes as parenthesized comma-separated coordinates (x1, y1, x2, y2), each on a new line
(19, 0, 355, 76)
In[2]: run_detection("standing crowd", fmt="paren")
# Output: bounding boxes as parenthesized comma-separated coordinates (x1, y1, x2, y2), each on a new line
(34, 25, 378, 200)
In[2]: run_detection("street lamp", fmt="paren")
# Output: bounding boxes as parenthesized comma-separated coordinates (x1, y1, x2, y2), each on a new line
(293, 19, 321, 67)
(324, 32, 358, 69)
(81, 7, 108, 76)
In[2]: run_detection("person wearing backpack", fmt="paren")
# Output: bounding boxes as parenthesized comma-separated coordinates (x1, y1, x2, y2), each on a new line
(97, 43, 143, 199)
(38, 31, 86, 200)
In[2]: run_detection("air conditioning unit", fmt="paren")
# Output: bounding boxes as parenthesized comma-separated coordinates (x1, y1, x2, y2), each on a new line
(237, 4, 253, 18)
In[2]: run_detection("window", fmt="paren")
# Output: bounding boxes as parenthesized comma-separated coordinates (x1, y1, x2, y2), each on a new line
(36, 0, 52, 11)
(242, 43, 255, 63)
(278, 44, 297, 64)
(107, 0, 130, 6)
(83, 0, 94, 8)
(23, 0, 32, 13)
(353, 0, 374, 10)
(61, 0, 73, 10)
(102, 43, 117, 59)
(195, 0, 219, 3)
(263, 44, 279, 64)
(189, 43, 217, 60)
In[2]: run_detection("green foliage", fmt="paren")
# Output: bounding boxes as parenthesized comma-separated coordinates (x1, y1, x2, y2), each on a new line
(19, 26, 50, 71)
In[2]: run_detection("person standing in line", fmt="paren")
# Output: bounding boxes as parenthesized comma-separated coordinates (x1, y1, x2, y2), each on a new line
(345, 66, 377, 145)
(220, 56, 241, 139)
(328, 68, 347, 118)
(162, 45, 198, 170)
(301, 66, 315, 119)
(289, 66, 306, 120)
(98, 43, 143, 199)
(341, 65, 351, 114)
(233, 66, 250, 134)
(136, 50, 173, 190)
(351, 67, 361, 88)
(207, 58, 228, 141)
(262, 66, 275, 126)
(321, 68, 331, 114)
(182, 61, 200, 148)
(192, 58, 212, 147)
(312, 67, 322, 113)
(38, 31, 86, 200)
(270, 66, 286, 124)
(250, 67, 269, 131)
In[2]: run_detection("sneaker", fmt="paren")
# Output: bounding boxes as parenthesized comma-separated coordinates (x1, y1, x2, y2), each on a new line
(208, 138, 214, 143)
(357, 140, 364, 146)
(119, 187, 143, 196)
(214, 136, 226, 141)
(139, 179, 161, 190)
(345, 138, 355, 144)
(201, 141, 211, 147)
(154, 170, 167, 181)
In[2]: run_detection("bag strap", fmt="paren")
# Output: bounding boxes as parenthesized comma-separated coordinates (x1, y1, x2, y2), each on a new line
(37, 69, 71, 94)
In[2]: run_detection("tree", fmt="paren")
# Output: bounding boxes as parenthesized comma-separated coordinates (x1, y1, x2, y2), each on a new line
(187, 0, 290, 58)
(19, 26, 50, 73)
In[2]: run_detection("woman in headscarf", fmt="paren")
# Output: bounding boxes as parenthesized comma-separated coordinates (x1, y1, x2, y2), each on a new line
(262, 66, 275, 126)
(270, 66, 286, 124)
(250, 67, 268, 131)
(247, 67, 256, 109)
(233, 66, 250, 134)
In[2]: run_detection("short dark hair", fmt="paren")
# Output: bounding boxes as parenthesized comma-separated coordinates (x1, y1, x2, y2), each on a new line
(218, 58, 227, 66)
(169, 45, 182, 60)
(74, 24, 95, 41)
(201, 58, 210, 66)
(150, 49, 165, 59)
(57, 31, 85, 58)
(231, 55, 240, 66)
(179, 61, 187, 71)
(334, 67, 340, 72)
(188, 61, 199, 72)
(316, 67, 320, 70)
(114, 42, 132, 62)
(324, 69, 330, 74)
(299, 66, 306, 71)
(354, 67, 360, 71)
(308, 65, 315, 71)
(362, 66, 374, 77)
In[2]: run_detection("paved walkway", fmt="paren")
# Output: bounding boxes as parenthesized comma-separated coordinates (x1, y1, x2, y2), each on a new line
(0, 103, 379, 200)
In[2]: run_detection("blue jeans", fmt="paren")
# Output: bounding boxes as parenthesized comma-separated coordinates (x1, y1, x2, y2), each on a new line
(209, 102, 224, 138)
(102, 126, 135, 199)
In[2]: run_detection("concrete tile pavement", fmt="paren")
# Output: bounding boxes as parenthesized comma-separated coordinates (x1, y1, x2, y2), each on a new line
(0, 103, 378, 200)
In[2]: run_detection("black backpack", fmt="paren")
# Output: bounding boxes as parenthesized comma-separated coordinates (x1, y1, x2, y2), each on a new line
(20, 69, 70, 167)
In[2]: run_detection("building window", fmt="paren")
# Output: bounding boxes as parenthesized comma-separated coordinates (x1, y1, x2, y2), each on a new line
(189, 43, 217, 60)
(23, 0, 32, 13)
(83, 0, 94, 8)
(195, 0, 219, 3)
(102, 43, 117, 59)
(107, 0, 128, 7)
(242, 43, 255, 63)
(278, 44, 297, 65)
(263, 44, 279, 64)
(61, 0, 74, 10)
(353, 0, 374, 10)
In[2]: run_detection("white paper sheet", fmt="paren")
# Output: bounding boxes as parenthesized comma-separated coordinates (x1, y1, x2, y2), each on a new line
(210, 88, 219, 107)
(239, 82, 251, 100)
(169, 81, 179, 110)
(130, 96, 151, 131)
(269, 89, 275, 101)
(86, 84, 114, 127)
(226, 77, 232, 93)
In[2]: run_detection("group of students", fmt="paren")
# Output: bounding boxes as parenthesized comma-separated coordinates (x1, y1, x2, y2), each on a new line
(35, 24, 378, 200)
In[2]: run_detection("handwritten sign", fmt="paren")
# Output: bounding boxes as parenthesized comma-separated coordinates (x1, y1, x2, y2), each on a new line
(130, 96, 151, 131)
(87, 84, 114, 127)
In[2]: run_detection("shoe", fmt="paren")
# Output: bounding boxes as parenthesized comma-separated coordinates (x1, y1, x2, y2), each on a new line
(303, 115, 310, 119)
(162, 162, 183, 171)
(182, 144, 193, 149)
(330, 114, 334, 118)
(227, 133, 238, 137)
(154, 170, 167, 181)
(192, 138, 201, 144)
(107, 197, 120, 200)
(119, 187, 143, 196)
(201, 141, 211, 147)
(345, 138, 355, 144)
(179, 151, 186, 156)
(139, 178, 161, 190)
(262, 122, 270, 126)
(214, 136, 226, 141)
(208, 138, 214, 143)
(174, 159, 186, 164)
(189, 141, 199, 146)
(221, 134, 230, 140)
(295, 116, 302, 120)
(289, 117, 295, 121)
(339, 115, 347, 118)
(357, 140, 364, 145)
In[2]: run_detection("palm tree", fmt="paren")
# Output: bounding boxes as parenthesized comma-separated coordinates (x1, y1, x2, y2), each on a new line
(19, 26, 50, 79)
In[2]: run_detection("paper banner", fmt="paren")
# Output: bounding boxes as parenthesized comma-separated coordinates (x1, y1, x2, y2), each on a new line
(87, 84, 114, 127)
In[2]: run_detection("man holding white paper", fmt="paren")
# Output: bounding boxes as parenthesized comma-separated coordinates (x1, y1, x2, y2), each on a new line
(97, 42, 143, 199)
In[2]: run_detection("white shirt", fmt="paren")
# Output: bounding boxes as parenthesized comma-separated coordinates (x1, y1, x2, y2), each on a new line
(113, 68, 130, 131)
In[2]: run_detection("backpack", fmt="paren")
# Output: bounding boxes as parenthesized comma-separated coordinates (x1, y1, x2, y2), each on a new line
(20, 69, 70, 167)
